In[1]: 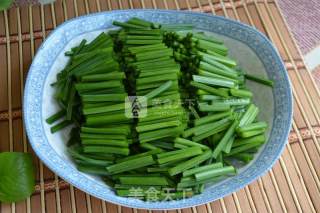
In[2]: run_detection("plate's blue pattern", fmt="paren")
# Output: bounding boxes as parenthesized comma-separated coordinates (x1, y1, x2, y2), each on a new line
(24, 10, 292, 210)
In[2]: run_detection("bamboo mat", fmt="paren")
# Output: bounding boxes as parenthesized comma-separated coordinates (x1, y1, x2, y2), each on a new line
(1, 0, 320, 212)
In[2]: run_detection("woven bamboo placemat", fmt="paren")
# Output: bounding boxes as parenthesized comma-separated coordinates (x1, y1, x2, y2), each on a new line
(1, 0, 320, 212)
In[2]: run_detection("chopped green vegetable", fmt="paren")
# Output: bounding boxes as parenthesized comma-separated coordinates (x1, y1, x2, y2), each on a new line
(245, 73, 274, 87)
(212, 120, 238, 158)
(194, 166, 236, 181)
(168, 150, 212, 176)
(46, 109, 66, 124)
(107, 155, 155, 174)
(182, 162, 223, 177)
(157, 147, 203, 164)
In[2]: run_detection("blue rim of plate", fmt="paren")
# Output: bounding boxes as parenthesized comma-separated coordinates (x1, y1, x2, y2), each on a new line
(23, 9, 293, 210)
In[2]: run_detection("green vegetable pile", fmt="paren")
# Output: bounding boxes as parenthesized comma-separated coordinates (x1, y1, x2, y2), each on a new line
(47, 17, 273, 201)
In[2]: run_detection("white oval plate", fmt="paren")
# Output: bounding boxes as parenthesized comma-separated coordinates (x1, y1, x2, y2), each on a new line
(24, 10, 292, 210)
